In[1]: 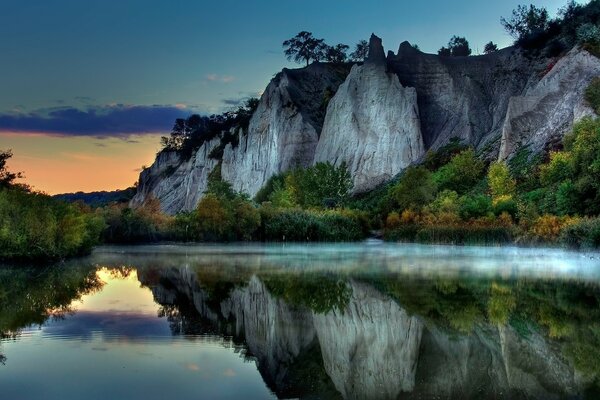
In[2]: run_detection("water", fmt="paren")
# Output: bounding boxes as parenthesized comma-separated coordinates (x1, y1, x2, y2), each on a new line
(1, 243, 600, 399)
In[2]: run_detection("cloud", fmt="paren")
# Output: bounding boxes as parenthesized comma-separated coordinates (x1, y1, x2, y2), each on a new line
(205, 74, 235, 83)
(222, 98, 243, 106)
(0, 104, 198, 137)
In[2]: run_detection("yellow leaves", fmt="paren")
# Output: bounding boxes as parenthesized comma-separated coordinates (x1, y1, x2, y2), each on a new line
(488, 162, 516, 199)
(530, 214, 581, 242)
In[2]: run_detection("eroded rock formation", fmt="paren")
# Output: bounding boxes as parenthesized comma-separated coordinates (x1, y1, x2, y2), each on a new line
(315, 35, 424, 192)
(132, 34, 599, 214)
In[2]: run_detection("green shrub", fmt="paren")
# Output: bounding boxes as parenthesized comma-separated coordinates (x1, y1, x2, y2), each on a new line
(433, 149, 485, 195)
(260, 208, 364, 242)
(560, 218, 600, 249)
(0, 188, 103, 261)
(585, 77, 600, 114)
(493, 196, 519, 219)
(390, 166, 437, 211)
(459, 195, 493, 220)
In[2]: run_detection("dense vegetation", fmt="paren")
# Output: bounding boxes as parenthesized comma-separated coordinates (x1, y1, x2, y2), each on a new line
(502, 0, 600, 56)
(100, 161, 368, 244)
(0, 151, 104, 261)
(160, 98, 259, 160)
(372, 117, 600, 248)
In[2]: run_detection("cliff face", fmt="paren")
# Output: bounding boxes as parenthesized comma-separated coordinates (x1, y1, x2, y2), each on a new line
(133, 34, 598, 214)
(388, 42, 543, 152)
(130, 136, 221, 214)
(499, 48, 600, 160)
(221, 63, 349, 196)
(315, 36, 424, 193)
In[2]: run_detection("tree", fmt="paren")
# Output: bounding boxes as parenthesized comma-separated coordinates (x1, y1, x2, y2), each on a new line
(438, 46, 451, 57)
(0, 150, 23, 189)
(391, 166, 438, 211)
(484, 41, 499, 54)
(325, 44, 349, 63)
(350, 40, 369, 62)
(448, 36, 472, 57)
(488, 162, 516, 199)
(501, 4, 550, 41)
(433, 149, 485, 194)
(283, 31, 327, 66)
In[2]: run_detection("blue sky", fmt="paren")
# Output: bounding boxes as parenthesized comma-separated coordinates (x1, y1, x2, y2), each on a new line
(1, 0, 571, 118)
(0, 0, 578, 193)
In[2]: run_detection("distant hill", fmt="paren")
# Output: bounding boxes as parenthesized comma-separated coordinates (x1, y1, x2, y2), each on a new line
(54, 187, 136, 207)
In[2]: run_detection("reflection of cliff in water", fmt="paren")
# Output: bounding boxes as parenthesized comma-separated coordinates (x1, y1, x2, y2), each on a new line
(137, 266, 600, 400)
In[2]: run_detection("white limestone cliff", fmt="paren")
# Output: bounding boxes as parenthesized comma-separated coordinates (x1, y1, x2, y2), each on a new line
(315, 35, 425, 193)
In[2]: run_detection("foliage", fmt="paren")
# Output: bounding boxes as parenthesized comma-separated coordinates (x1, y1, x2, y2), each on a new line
(484, 41, 499, 54)
(390, 166, 437, 211)
(527, 215, 580, 243)
(459, 194, 493, 220)
(283, 31, 327, 66)
(577, 23, 600, 44)
(160, 98, 259, 160)
(100, 197, 172, 243)
(195, 194, 233, 241)
(0, 150, 23, 189)
(260, 207, 366, 242)
(350, 40, 369, 62)
(433, 149, 485, 195)
(324, 43, 349, 63)
(488, 162, 517, 199)
(585, 77, 600, 114)
(0, 187, 104, 260)
(559, 217, 600, 248)
(257, 162, 353, 209)
(500, 1, 600, 55)
(438, 36, 472, 57)
(423, 138, 469, 171)
(537, 118, 600, 215)
(501, 4, 550, 41)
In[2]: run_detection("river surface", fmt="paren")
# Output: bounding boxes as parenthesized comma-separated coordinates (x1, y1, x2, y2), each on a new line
(1, 243, 600, 399)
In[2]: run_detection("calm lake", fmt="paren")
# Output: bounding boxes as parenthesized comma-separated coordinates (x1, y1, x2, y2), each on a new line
(1, 243, 600, 399)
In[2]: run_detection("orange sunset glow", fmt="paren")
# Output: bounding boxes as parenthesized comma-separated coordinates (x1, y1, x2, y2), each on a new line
(0, 132, 163, 194)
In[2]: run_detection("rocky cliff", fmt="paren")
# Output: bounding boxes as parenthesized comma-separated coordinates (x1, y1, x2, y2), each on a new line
(315, 35, 424, 192)
(132, 34, 599, 214)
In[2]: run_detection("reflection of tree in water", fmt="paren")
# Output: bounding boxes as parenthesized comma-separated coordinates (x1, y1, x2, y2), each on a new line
(0, 263, 104, 364)
(364, 273, 600, 387)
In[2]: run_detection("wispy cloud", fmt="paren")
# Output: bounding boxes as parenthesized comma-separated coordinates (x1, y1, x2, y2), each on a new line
(0, 104, 201, 137)
(205, 74, 235, 83)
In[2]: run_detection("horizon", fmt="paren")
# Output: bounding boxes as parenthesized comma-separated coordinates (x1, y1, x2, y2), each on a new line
(0, 0, 579, 194)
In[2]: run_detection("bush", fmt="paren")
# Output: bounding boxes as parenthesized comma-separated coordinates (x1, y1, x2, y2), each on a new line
(493, 195, 519, 219)
(100, 197, 173, 243)
(459, 195, 493, 220)
(585, 77, 600, 114)
(0, 188, 104, 261)
(560, 218, 600, 249)
(577, 23, 600, 45)
(433, 149, 485, 195)
(260, 208, 364, 242)
(195, 194, 234, 241)
(528, 215, 580, 243)
(390, 166, 437, 211)
(488, 162, 516, 199)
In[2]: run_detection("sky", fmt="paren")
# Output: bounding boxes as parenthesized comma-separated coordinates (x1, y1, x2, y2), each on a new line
(0, 0, 574, 194)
